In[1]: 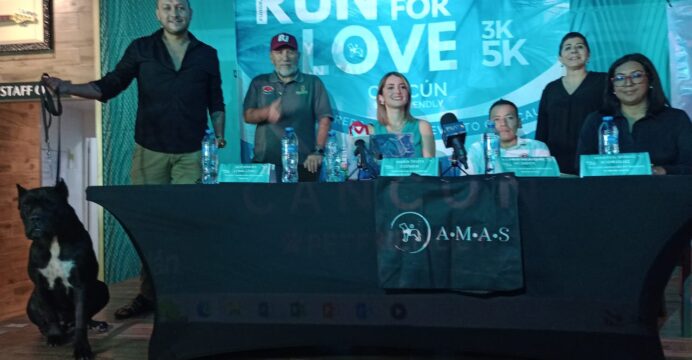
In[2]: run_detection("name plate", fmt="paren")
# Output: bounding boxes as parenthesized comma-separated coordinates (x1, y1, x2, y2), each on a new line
(380, 157, 438, 177)
(218, 163, 275, 183)
(500, 157, 560, 177)
(579, 153, 652, 177)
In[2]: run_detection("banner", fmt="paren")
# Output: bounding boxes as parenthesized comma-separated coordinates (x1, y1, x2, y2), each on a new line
(236, 0, 570, 162)
(667, 0, 692, 117)
(374, 175, 523, 292)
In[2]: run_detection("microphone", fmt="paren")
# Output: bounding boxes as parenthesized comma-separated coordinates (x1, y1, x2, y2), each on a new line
(353, 138, 368, 167)
(440, 113, 468, 169)
(347, 120, 379, 179)
(349, 120, 376, 162)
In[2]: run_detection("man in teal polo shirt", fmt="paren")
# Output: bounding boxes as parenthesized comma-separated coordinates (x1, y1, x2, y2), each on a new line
(243, 33, 333, 181)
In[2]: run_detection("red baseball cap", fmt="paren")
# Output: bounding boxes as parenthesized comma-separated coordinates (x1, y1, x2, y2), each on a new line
(270, 33, 298, 51)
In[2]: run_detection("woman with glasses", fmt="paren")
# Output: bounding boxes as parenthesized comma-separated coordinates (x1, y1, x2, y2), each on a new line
(576, 53, 692, 175)
(536, 32, 607, 174)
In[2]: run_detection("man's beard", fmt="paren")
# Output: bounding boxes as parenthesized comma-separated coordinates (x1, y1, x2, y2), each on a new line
(277, 66, 298, 78)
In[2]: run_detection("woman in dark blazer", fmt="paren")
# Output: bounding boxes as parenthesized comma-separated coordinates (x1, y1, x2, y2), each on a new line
(577, 53, 692, 175)
(536, 32, 607, 174)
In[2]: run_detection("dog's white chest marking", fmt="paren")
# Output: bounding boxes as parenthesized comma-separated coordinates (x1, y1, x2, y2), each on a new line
(38, 237, 75, 291)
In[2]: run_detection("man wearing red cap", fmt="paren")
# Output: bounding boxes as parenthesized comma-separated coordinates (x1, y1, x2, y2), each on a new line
(243, 32, 333, 180)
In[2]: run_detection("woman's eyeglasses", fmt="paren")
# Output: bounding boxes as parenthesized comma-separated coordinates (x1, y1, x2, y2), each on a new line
(612, 71, 647, 87)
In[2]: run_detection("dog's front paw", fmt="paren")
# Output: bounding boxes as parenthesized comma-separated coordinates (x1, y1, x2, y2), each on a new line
(46, 325, 64, 347)
(73, 340, 93, 360)
(46, 334, 62, 347)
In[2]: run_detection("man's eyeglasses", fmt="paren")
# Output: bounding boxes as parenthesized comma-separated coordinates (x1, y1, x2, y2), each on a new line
(612, 71, 647, 87)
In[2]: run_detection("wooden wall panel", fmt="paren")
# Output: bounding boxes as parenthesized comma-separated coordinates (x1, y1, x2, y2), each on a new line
(0, 102, 41, 321)
(0, 0, 97, 321)
(0, 0, 95, 84)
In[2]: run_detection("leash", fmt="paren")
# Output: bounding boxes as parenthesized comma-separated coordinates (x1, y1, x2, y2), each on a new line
(39, 73, 63, 185)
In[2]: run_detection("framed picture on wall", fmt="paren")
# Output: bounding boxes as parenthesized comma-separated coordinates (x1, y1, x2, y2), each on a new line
(0, 0, 53, 55)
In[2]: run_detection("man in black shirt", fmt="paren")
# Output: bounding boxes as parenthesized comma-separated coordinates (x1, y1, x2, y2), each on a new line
(44, 0, 226, 318)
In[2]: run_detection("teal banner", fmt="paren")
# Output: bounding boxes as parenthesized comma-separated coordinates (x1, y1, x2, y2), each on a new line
(667, 0, 692, 116)
(236, 1, 570, 162)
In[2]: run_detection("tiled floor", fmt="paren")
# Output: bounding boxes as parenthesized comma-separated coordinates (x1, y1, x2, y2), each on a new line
(659, 267, 692, 359)
(1, 274, 691, 360)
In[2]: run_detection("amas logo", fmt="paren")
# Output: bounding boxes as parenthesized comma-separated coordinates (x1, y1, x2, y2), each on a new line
(390, 211, 512, 254)
(390, 212, 431, 254)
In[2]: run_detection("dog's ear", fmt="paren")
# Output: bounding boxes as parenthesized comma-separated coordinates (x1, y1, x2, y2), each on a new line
(16, 184, 27, 208)
(55, 179, 69, 198)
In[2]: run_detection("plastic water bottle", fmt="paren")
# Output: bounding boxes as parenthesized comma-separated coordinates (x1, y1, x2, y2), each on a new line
(598, 116, 620, 155)
(281, 127, 299, 183)
(483, 121, 500, 174)
(325, 130, 342, 182)
(340, 147, 349, 180)
(201, 129, 218, 184)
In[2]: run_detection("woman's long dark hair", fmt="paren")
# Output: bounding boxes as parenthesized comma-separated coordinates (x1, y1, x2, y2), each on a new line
(601, 53, 669, 115)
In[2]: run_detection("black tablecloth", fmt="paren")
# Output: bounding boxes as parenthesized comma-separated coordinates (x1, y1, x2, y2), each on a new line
(87, 176, 692, 360)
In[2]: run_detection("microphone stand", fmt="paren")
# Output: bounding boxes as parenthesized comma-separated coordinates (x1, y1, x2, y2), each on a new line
(441, 150, 468, 176)
(348, 152, 378, 180)
(482, 133, 490, 175)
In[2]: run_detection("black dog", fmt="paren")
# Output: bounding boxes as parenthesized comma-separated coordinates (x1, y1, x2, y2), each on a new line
(17, 180, 109, 360)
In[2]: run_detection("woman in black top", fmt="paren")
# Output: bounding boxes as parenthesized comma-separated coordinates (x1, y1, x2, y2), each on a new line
(536, 32, 607, 174)
(577, 53, 692, 175)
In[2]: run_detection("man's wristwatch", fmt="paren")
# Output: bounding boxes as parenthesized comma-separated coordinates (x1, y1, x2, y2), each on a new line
(313, 146, 324, 156)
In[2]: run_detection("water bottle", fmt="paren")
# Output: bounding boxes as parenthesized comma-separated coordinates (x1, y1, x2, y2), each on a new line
(325, 130, 342, 182)
(201, 129, 218, 184)
(483, 121, 500, 174)
(281, 127, 299, 183)
(340, 147, 349, 180)
(598, 116, 620, 155)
